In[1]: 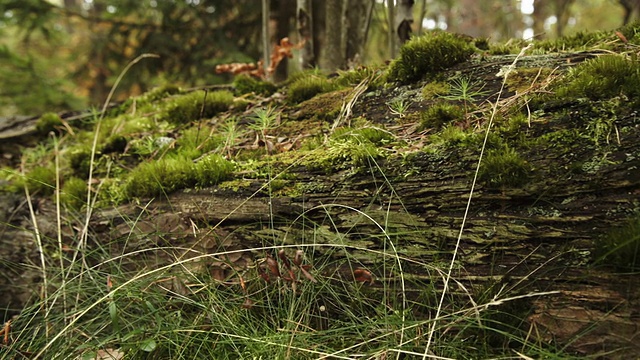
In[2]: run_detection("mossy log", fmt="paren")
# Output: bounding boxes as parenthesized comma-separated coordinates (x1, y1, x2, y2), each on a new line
(1, 48, 639, 358)
(85, 117, 640, 358)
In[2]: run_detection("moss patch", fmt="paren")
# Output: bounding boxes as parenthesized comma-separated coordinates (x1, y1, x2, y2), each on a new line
(387, 31, 475, 83)
(288, 75, 338, 104)
(161, 90, 234, 124)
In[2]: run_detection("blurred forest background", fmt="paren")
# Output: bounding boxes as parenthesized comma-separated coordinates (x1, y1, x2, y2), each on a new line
(0, 0, 634, 117)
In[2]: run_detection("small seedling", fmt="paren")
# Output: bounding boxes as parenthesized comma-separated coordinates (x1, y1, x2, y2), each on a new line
(387, 99, 412, 118)
(440, 76, 489, 113)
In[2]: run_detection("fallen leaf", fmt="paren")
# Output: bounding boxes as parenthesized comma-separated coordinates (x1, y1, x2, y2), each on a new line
(242, 297, 254, 309)
(266, 254, 280, 277)
(299, 266, 317, 283)
(615, 31, 628, 43)
(293, 250, 303, 266)
(278, 250, 291, 269)
(93, 348, 125, 359)
(353, 269, 374, 284)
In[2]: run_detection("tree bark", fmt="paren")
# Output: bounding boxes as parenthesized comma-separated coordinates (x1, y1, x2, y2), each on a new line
(395, 0, 414, 45)
(387, 0, 396, 58)
(323, 0, 346, 71)
(297, 0, 316, 69)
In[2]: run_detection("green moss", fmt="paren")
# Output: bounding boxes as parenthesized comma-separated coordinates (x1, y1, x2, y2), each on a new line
(101, 135, 128, 154)
(161, 90, 234, 124)
(288, 75, 337, 104)
(504, 67, 553, 93)
(421, 81, 450, 100)
(479, 146, 531, 189)
(334, 66, 385, 88)
(387, 31, 475, 83)
(193, 154, 234, 186)
(419, 103, 465, 130)
(296, 89, 350, 121)
(61, 177, 87, 210)
(125, 156, 196, 198)
(25, 166, 56, 195)
(174, 125, 224, 159)
(595, 213, 640, 271)
(233, 74, 277, 96)
(68, 147, 93, 179)
(556, 55, 640, 101)
(306, 125, 394, 173)
(36, 112, 64, 135)
(124, 152, 234, 198)
(331, 126, 395, 146)
(534, 30, 612, 52)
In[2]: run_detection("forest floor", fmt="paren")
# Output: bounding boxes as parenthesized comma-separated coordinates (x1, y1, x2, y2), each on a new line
(1, 27, 640, 359)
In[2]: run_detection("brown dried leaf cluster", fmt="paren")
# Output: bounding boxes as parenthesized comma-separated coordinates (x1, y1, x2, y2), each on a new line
(215, 37, 304, 79)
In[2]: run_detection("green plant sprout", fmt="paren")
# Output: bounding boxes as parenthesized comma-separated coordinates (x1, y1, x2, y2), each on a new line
(440, 76, 489, 113)
(387, 98, 412, 118)
(248, 105, 280, 154)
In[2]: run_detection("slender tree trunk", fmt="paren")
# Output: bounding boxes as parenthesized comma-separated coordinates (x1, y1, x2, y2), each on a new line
(297, 0, 316, 69)
(272, 0, 294, 82)
(532, 0, 548, 39)
(324, 0, 345, 71)
(395, 0, 414, 45)
(417, 0, 427, 36)
(345, 0, 374, 67)
(262, 0, 271, 78)
(387, 0, 396, 58)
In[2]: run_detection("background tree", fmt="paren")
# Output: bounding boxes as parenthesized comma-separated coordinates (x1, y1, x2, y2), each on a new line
(0, 0, 633, 116)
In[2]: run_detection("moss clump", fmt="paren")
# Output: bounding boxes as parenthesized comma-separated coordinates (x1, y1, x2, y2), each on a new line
(61, 177, 87, 210)
(295, 89, 350, 121)
(556, 55, 640, 101)
(288, 75, 337, 104)
(125, 156, 196, 198)
(421, 81, 450, 100)
(479, 146, 531, 189)
(595, 214, 640, 271)
(101, 135, 128, 154)
(419, 103, 465, 130)
(162, 90, 234, 124)
(194, 154, 234, 186)
(308, 126, 393, 173)
(387, 31, 475, 83)
(334, 66, 385, 88)
(174, 125, 224, 160)
(25, 166, 56, 195)
(36, 112, 64, 135)
(534, 30, 611, 52)
(125, 153, 234, 198)
(233, 74, 277, 96)
(68, 147, 93, 179)
(332, 126, 395, 146)
(504, 67, 553, 93)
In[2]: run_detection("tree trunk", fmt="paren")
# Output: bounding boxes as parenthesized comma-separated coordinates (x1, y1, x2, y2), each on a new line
(323, 0, 346, 71)
(272, 0, 294, 82)
(395, 0, 414, 45)
(297, 0, 316, 69)
(532, 0, 549, 39)
(386, 0, 396, 58)
(345, 0, 374, 67)
(262, 0, 271, 78)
